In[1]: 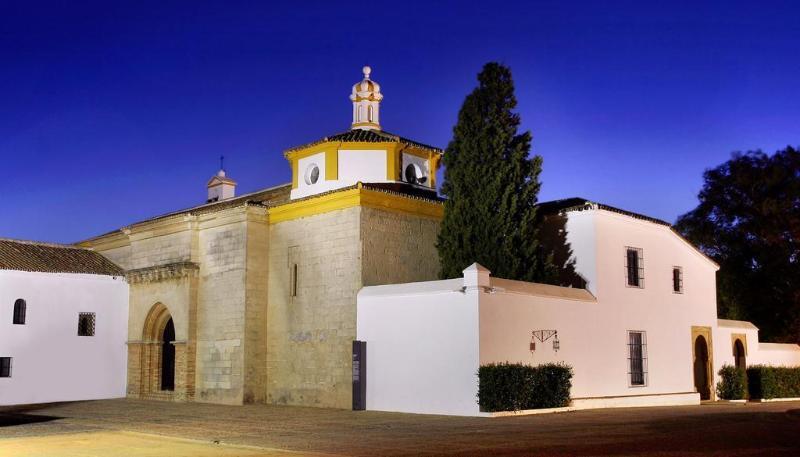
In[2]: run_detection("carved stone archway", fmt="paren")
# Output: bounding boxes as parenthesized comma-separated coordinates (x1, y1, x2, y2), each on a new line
(127, 302, 194, 401)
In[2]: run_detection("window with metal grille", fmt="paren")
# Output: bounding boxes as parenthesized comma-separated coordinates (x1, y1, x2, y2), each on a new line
(0, 357, 11, 378)
(625, 247, 644, 288)
(628, 331, 647, 386)
(78, 312, 96, 336)
(672, 267, 683, 293)
(13, 299, 26, 325)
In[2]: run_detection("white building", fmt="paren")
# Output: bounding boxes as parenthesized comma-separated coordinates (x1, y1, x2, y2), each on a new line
(357, 199, 800, 416)
(0, 239, 129, 406)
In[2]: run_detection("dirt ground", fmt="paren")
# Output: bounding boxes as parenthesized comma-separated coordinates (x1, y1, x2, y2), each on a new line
(1, 399, 799, 456)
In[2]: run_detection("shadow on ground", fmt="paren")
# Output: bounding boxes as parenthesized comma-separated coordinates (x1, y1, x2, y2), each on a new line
(0, 414, 62, 427)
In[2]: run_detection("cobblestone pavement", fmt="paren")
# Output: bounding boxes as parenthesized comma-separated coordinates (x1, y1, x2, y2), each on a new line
(0, 399, 799, 456)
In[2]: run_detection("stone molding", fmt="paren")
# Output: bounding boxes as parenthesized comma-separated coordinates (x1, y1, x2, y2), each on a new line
(126, 262, 200, 284)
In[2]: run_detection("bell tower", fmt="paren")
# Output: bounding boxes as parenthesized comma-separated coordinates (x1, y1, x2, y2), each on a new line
(350, 66, 382, 130)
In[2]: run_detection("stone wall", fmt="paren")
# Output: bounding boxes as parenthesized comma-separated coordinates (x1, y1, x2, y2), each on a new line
(195, 209, 250, 405)
(243, 208, 269, 403)
(360, 206, 441, 286)
(266, 206, 362, 409)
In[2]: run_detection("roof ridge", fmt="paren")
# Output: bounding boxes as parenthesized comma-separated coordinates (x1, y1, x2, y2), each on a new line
(0, 237, 91, 250)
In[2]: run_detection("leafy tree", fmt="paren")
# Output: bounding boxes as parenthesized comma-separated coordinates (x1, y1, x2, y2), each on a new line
(437, 62, 556, 282)
(676, 147, 800, 343)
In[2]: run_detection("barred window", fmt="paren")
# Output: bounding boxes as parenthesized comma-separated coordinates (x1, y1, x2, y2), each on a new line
(628, 331, 647, 386)
(672, 267, 683, 293)
(78, 312, 96, 336)
(13, 299, 26, 325)
(0, 357, 11, 377)
(625, 247, 644, 288)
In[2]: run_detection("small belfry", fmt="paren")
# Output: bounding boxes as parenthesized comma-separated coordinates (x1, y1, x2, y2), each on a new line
(206, 156, 237, 202)
(350, 66, 382, 130)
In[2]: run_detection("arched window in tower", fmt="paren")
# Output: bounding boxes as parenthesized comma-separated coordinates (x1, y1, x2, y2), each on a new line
(13, 299, 26, 325)
(368, 105, 374, 123)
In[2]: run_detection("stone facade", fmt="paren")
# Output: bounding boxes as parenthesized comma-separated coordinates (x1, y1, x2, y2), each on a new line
(81, 185, 442, 409)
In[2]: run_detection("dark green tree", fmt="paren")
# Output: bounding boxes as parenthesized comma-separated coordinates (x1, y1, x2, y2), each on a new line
(437, 62, 556, 282)
(676, 147, 800, 343)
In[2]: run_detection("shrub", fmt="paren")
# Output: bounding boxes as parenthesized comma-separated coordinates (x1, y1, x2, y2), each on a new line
(746, 365, 800, 400)
(477, 362, 572, 412)
(716, 365, 747, 400)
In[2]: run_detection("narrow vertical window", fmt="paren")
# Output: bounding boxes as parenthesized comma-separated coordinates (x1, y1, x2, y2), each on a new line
(628, 331, 647, 386)
(288, 246, 299, 300)
(672, 267, 683, 293)
(291, 264, 298, 297)
(78, 312, 96, 336)
(367, 105, 374, 122)
(625, 247, 644, 288)
(0, 357, 11, 377)
(13, 299, 26, 325)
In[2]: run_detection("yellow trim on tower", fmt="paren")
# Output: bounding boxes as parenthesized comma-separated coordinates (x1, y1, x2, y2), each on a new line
(325, 149, 338, 180)
(386, 144, 399, 181)
(291, 158, 298, 189)
(268, 185, 443, 224)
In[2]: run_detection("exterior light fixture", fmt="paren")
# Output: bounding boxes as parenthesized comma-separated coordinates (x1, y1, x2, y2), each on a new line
(532, 329, 559, 352)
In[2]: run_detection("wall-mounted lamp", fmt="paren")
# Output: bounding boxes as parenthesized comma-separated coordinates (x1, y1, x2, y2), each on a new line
(532, 329, 559, 353)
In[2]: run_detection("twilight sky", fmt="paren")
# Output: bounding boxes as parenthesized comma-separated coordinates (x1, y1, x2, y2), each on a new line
(2, 1, 799, 243)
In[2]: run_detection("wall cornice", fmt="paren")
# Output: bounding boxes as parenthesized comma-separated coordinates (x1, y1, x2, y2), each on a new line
(126, 261, 200, 284)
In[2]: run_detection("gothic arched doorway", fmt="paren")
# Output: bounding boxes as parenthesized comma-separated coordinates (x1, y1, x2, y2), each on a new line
(734, 339, 746, 370)
(161, 318, 175, 391)
(137, 302, 180, 398)
(694, 335, 711, 400)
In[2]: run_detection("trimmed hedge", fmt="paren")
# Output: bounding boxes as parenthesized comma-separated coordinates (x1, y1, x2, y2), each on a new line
(716, 365, 747, 400)
(477, 362, 573, 412)
(746, 365, 800, 400)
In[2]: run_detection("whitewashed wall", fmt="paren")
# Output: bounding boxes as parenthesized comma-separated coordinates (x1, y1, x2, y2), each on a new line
(751, 343, 800, 367)
(0, 270, 129, 406)
(357, 278, 481, 416)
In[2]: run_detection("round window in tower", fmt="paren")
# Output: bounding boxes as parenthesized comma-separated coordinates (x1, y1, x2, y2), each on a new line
(404, 163, 427, 185)
(304, 163, 320, 185)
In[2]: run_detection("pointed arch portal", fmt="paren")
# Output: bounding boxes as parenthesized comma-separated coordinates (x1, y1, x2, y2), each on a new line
(129, 302, 192, 400)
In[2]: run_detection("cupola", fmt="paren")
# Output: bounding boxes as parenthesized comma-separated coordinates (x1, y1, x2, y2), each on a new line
(350, 66, 382, 130)
(207, 168, 236, 203)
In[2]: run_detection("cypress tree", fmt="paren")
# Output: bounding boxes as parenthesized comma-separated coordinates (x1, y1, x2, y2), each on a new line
(437, 62, 555, 282)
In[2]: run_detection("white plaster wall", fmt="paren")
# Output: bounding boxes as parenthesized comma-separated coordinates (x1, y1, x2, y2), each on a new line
(357, 279, 480, 416)
(751, 343, 800, 367)
(339, 150, 387, 184)
(484, 210, 719, 401)
(712, 322, 760, 372)
(559, 211, 597, 295)
(0, 270, 129, 406)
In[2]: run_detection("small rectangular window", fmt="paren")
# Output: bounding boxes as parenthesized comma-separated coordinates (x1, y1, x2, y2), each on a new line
(672, 267, 683, 293)
(628, 331, 647, 386)
(78, 312, 96, 336)
(0, 357, 11, 377)
(625, 247, 644, 288)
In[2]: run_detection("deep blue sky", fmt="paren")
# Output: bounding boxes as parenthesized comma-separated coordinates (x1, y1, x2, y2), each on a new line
(2, 1, 799, 243)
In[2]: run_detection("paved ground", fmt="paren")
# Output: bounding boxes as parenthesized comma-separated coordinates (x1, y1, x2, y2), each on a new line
(0, 399, 799, 456)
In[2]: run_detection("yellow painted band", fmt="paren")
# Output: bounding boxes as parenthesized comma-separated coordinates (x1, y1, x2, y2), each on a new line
(268, 187, 443, 224)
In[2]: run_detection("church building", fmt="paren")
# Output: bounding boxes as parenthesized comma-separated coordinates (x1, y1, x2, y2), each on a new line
(69, 67, 800, 414)
(79, 67, 445, 408)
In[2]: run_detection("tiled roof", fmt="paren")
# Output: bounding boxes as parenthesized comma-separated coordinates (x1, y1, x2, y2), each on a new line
(536, 198, 671, 227)
(0, 238, 124, 276)
(82, 183, 293, 242)
(285, 129, 443, 154)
